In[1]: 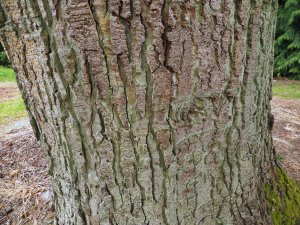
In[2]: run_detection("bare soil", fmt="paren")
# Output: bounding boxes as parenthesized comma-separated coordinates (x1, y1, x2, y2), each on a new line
(0, 83, 20, 102)
(0, 83, 300, 224)
(272, 98, 300, 184)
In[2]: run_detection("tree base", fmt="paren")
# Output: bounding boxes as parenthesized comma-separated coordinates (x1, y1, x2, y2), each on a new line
(264, 168, 300, 225)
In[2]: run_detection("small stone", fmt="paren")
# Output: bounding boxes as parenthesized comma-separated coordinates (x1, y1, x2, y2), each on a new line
(10, 170, 19, 177)
(41, 190, 52, 202)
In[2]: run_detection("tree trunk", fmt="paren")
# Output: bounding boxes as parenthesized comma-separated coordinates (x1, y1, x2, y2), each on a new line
(0, 0, 278, 224)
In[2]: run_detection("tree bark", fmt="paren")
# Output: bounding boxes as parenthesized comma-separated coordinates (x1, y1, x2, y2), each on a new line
(0, 0, 278, 224)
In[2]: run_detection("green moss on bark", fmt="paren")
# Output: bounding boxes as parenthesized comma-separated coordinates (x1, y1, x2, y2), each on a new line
(264, 168, 300, 225)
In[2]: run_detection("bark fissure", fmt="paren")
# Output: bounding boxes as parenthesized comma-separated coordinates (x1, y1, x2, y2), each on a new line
(0, 0, 278, 224)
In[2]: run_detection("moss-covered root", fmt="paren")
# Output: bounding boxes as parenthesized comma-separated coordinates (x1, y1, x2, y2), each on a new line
(264, 168, 300, 225)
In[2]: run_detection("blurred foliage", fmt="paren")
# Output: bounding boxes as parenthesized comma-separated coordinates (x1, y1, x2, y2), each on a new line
(0, 42, 10, 67)
(275, 0, 300, 79)
(0, 51, 10, 66)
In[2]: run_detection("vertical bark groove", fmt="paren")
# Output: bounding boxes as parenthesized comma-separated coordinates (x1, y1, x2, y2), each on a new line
(0, 0, 277, 224)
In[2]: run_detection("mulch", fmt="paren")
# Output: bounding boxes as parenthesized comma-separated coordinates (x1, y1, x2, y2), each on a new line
(0, 122, 55, 225)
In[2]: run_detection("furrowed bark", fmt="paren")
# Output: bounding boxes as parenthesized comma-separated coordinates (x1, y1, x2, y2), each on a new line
(0, 0, 278, 224)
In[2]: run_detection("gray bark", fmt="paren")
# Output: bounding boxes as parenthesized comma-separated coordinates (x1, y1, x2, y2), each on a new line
(0, 0, 277, 224)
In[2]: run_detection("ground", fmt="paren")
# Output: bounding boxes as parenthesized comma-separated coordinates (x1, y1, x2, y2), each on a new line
(0, 82, 26, 126)
(272, 97, 300, 184)
(0, 78, 300, 224)
(0, 119, 54, 224)
(0, 82, 54, 224)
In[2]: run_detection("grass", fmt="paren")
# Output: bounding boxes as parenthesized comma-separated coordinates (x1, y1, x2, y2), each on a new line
(0, 66, 16, 82)
(0, 66, 27, 125)
(0, 97, 27, 126)
(273, 80, 300, 99)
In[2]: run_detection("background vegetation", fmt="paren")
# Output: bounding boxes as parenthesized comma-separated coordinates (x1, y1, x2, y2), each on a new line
(0, 97, 26, 125)
(273, 81, 300, 99)
(0, 65, 16, 82)
(0, 42, 10, 67)
(275, 0, 300, 79)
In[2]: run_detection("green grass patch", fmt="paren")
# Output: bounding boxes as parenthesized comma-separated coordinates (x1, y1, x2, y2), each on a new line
(0, 97, 26, 126)
(0, 66, 16, 82)
(273, 80, 300, 99)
